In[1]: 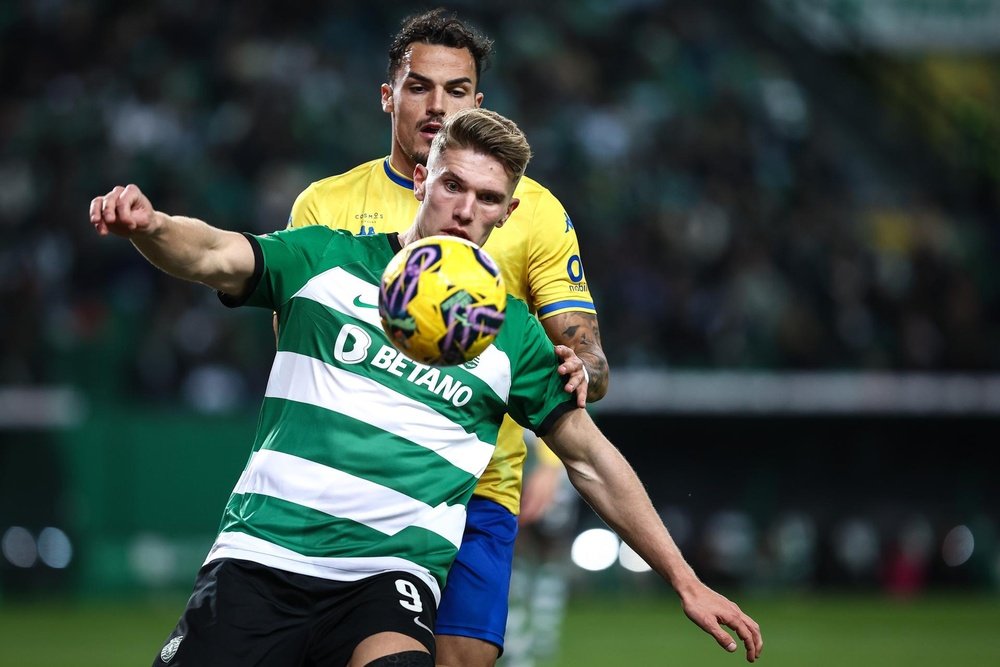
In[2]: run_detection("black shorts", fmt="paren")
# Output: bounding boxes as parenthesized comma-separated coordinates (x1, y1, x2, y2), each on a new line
(152, 558, 437, 667)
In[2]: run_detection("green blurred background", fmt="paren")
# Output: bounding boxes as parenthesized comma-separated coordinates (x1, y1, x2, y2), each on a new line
(3, 0, 1000, 665)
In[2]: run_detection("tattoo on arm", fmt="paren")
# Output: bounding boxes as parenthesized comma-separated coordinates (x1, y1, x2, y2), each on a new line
(543, 312, 610, 401)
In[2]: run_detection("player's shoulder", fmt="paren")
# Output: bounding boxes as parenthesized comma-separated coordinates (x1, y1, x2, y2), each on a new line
(272, 226, 392, 261)
(300, 157, 385, 198)
(496, 295, 551, 357)
(510, 174, 570, 231)
(271, 224, 349, 243)
(513, 174, 562, 207)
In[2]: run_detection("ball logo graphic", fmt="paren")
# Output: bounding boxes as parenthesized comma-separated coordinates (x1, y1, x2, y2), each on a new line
(379, 235, 507, 366)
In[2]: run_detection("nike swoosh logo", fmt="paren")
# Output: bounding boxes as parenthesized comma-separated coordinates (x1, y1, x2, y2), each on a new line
(353, 294, 379, 309)
(413, 616, 432, 634)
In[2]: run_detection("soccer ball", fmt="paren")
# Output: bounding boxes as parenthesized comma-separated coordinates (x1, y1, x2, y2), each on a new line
(379, 235, 507, 366)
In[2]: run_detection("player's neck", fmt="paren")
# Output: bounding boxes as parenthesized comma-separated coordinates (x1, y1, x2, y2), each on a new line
(387, 151, 418, 182)
(397, 225, 419, 247)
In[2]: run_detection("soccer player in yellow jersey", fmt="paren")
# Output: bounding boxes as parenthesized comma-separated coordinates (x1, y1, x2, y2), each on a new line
(288, 10, 608, 666)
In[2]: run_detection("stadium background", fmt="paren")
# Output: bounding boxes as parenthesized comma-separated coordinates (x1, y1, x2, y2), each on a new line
(1, 0, 999, 664)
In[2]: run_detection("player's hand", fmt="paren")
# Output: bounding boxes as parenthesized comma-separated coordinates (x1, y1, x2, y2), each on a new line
(681, 584, 763, 662)
(554, 345, 588, 408)
(89, 184, 156, 237)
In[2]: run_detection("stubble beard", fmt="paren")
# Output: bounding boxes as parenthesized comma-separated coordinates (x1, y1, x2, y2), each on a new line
(410, 147, 430, 168)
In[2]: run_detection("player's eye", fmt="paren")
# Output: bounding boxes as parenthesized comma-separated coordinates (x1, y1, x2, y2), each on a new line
(445, 181, 460, 191)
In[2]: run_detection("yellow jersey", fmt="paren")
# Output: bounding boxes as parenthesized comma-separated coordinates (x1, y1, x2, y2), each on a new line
(288, 157, 596, 514)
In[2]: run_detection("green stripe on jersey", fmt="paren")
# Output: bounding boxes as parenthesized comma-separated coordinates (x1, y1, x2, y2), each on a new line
(257, 397, 479, 507)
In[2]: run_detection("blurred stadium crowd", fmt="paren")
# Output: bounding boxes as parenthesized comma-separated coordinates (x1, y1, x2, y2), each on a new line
(2, 0, 1000, 412)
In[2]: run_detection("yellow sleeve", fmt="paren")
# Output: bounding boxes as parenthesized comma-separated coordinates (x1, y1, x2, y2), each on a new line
(287, 183, 323, 229)
(525, 188, 597, 320)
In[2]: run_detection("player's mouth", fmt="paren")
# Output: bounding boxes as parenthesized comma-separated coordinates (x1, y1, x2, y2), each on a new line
(419, 120, 443, 141)
(442, 228, 470, 241)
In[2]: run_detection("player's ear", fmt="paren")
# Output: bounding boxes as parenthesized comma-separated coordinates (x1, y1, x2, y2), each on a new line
(413, 164, 428, 201)
(497, 198, 519, 227)
(381, 83, 394, 114)
(474, 91, 484, 108)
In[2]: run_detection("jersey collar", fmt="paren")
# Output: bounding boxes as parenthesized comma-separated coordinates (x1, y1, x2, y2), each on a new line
(383, 158, 415, 190)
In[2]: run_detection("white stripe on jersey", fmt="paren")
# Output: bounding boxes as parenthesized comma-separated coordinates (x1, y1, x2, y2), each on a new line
(292, 267, 514, 402)
(459, 345, 512, 403)
(233, 449, 467, 548)
(204, 530, 441, 603)
(265, 351, 495, 477)
(293, 266, 384, 328)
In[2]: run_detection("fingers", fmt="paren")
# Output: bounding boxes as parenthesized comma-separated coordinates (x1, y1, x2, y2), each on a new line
(102, 186, 124, 224)
(745, 614, 763, 661)
(93, 185, 127, 232)
(89, 184, 148, 237)
(89, 196, 108, 235)
(115, 184, 136, 229)
(572, 379, 587, 408)
(688, 595, 763, 663)
(722, 611, 763, 663)
(708, 625, 738, 654)
(554, 345, 589, 407)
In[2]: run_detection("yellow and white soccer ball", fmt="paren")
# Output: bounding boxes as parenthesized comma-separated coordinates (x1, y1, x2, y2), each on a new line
(379, 235, 507, 366)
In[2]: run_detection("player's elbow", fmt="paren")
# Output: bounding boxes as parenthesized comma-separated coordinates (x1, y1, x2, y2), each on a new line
(587, 378, 609, 402)
(585, 358, 610, 402)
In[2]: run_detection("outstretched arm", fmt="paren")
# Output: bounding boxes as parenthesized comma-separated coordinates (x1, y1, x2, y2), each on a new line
(89, 184, 256, 297)
(545, 409, 763, 662)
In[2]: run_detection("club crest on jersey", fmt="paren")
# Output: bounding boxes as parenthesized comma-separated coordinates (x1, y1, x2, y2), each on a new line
(160, 635, 184, 663)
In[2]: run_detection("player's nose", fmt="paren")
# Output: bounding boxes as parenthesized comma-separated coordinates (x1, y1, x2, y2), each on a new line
(453, 194, 475, 223)
(427, 87, 445, 115)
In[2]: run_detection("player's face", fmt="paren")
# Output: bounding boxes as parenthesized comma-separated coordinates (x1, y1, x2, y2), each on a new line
(411, 146, 519, 247)
(382, 43, 484, 175)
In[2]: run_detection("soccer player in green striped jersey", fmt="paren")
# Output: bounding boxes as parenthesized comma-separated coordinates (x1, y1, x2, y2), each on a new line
(89, 108, 763, 666)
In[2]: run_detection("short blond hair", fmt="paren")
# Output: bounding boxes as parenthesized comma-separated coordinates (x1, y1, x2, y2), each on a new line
(430, 108, 532, 184)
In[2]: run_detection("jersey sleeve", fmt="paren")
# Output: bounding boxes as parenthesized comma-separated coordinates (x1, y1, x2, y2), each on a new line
(242, 227, 335, 311)
(526, 189, 597, 320)
(503, 303, 577, 437)
(286, 183, 323, 229)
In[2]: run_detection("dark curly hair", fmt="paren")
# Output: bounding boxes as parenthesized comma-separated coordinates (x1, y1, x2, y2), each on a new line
(387, 8, 494, 85)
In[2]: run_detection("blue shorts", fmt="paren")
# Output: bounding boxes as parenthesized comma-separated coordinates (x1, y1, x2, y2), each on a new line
(434, 496, 518, 652)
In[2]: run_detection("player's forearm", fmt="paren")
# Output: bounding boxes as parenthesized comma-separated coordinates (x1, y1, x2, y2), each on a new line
(131, 212, 254, 295)
(548, 412, 701, 596)
(542, 311, 610, 401)
(572, 445, 699, 593)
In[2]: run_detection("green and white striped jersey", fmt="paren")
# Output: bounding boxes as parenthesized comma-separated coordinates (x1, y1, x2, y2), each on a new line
(204, 226, 574, 602)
